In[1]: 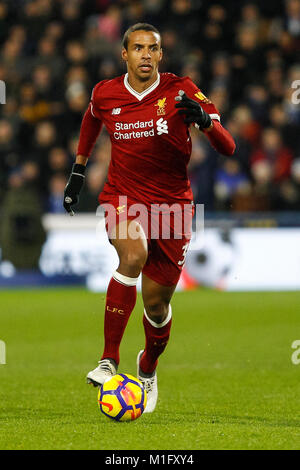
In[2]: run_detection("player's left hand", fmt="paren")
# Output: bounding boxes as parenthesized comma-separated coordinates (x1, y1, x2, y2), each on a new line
(63, 163, 86, 216)
(175, 90, 212, 129)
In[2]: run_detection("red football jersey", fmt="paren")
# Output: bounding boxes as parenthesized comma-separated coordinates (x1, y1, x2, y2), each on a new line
(89, 72, 220, 206)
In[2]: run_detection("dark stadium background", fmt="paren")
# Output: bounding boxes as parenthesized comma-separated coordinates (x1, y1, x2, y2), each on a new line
(0, 0, 299, 286)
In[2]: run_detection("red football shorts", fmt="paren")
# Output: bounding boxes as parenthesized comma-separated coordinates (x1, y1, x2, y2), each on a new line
(99, 194, 194, 286)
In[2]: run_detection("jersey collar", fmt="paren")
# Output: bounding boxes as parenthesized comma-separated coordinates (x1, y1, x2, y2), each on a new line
(124, 73, 160, 101)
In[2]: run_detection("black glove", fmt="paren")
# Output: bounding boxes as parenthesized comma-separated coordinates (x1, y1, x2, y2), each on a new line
(63, 163, 86, 215)
(175, 90, 212, 129)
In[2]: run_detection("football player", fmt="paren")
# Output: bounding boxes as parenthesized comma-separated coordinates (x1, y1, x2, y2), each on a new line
(64, 23, 235, 413)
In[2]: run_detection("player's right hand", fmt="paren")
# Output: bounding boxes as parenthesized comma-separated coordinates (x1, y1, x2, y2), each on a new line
(175, 90, 212, 129)
(63, 163, 86, 215)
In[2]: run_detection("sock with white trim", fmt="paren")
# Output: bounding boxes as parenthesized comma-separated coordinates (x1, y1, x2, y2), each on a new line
(140, 305, 172, 375)
(101, 271, 138, 365)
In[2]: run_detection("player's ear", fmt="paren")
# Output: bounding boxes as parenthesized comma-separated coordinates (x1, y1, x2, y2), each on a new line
(121, 48, 128, 62)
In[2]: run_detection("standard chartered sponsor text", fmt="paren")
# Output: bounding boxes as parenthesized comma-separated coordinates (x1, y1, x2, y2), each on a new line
(114, 119, 155, 140)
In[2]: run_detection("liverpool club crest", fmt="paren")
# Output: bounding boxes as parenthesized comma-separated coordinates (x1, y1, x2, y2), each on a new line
(155, 97, 167, 116)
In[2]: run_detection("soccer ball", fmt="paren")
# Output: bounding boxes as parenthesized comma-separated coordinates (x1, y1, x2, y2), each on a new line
(98, 373, 147, 422)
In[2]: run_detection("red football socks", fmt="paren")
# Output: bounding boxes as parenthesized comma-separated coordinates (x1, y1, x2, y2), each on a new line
(140, 306, 172, 375)
(101, 271, 138, 365)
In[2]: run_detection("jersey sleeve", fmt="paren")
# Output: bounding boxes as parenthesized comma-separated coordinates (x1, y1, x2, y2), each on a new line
(181, 76, 220, 122)
(90, 80, 110, 120)
(76, 81, 108, 157)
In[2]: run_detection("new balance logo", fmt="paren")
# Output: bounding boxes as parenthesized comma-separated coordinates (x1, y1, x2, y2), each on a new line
(156, 118, 168, 135)
(112, 108, 121, 115)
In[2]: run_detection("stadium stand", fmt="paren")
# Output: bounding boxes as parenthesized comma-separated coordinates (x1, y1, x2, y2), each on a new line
(0, 0, 299, 216)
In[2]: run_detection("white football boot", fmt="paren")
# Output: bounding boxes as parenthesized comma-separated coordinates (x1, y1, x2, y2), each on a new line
(86, 358, 117, 387)
(137, 350, 158, 413)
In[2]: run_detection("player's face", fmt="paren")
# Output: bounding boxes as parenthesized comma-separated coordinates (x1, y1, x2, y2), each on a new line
(122, 30, 162, 82)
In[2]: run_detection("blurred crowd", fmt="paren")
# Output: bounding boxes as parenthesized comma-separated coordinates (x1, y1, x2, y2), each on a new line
(0, 0, 300, 214)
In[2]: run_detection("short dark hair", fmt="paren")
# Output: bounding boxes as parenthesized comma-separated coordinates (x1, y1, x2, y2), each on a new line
(122, 23, 161, 50)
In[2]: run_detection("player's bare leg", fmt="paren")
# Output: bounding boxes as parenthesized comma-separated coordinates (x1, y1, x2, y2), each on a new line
(112, 220, 148, 278)
(137, 274, 176, 412)
(142, 274, 176, 323)
(87, 220, 148, 387)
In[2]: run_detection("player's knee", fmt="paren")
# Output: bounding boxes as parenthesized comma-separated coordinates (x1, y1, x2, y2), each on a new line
(145, 302, 169, 324)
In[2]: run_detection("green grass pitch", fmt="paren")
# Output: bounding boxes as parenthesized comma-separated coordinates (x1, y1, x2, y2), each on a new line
(0, 288, 299, 450)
